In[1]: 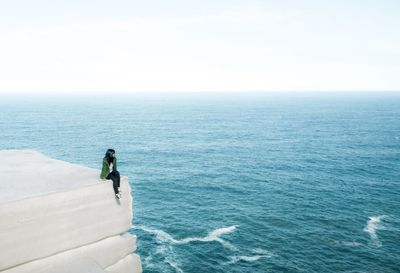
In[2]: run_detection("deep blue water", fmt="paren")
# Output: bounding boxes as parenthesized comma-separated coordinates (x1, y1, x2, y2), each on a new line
(1, 92, 399, 273)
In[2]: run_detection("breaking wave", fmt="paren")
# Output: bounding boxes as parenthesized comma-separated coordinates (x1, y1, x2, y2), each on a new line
(134, 225, 238, 251)
(363, 215, 386, 247)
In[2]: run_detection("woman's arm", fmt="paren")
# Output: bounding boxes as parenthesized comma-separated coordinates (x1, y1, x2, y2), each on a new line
(100, 158, 109, 179)
(113, 158, 118, 172)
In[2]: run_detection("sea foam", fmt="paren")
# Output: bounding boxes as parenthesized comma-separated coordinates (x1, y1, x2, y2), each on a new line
(227, 248, 272, 264)
(228, 255, 266, 263)
(144, 241, 184, 273)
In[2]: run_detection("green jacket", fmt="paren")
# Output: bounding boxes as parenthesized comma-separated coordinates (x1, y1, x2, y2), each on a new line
(100, 157, 117, 179)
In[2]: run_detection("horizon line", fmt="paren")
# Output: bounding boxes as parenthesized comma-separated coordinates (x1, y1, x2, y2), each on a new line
(1, 90, 400, 96)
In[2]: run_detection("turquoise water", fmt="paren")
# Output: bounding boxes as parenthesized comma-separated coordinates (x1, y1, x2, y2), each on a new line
(1, 92, 399, 273)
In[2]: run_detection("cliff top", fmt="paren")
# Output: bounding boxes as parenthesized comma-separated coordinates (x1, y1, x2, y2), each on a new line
(0, 150, 102, 203)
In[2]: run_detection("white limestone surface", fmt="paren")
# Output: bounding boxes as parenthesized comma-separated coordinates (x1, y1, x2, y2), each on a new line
(2, 233, 137, 273)
(5, 257, 108, 273)
(0, 150, 141, 273)
(105, 254, 142, 273)
(0, 150, 101, 203)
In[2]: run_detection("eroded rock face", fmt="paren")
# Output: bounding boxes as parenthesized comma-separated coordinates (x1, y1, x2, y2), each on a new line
(0, 150, 142, 273)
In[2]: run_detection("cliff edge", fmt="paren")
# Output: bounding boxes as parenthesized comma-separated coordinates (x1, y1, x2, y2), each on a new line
(0, 150, 142, 273)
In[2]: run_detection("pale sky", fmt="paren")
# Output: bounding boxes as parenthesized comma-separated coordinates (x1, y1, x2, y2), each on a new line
(0, 0, 399, 93)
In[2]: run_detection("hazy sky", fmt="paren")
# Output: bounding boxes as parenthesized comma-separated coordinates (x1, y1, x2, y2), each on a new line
(0, 0, 399, 93)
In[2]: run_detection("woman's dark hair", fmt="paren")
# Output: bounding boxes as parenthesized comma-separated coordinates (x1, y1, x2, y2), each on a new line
(105, 149, 116, 163)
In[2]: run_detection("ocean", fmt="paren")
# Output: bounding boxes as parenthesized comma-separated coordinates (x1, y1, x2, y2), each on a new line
(1, 92, 399, 273)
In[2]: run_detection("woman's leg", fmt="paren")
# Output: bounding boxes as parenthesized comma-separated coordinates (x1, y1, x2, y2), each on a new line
(107, 171, 120, 194)
(114, 171, 120, 192)
(116, 171, 120, 188)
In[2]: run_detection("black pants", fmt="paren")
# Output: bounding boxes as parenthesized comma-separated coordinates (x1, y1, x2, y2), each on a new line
(106, 171, 120, 194)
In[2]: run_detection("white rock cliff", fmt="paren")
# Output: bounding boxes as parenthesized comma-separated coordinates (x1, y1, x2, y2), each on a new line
(0, 150, 142, 273)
